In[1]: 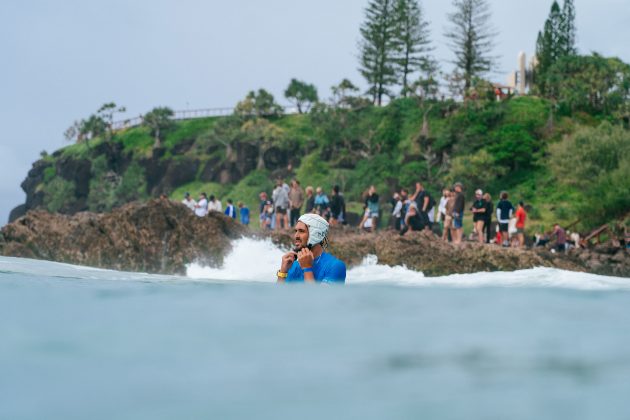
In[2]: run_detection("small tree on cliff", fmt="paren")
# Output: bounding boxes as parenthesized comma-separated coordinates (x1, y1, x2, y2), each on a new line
(64, 115, 107, 148)
(234, 89, 283, 118)
(284, 79, 319, 113)
(143, 107, 175, 148)
(97, 102, 126, 141)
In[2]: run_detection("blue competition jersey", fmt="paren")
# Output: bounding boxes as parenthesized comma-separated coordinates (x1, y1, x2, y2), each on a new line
(286, 252, 346, 284)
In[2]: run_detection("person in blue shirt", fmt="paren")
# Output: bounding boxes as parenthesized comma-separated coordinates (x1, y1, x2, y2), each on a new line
(238, 202, 250, 225)
(224, 199, 237, 219)
(276, 213, 346, 284)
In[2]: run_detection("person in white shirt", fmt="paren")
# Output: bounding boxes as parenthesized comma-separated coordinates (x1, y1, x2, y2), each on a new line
(194, 193, 208, 217)
(182, 192, 196, 212)
(208, 195, 222, 212)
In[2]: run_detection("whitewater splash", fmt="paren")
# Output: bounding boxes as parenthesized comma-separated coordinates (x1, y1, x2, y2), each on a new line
(186, 237, 629, 290)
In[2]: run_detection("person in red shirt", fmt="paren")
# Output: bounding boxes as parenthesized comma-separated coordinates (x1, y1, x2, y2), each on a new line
(514, 201, 527, 249)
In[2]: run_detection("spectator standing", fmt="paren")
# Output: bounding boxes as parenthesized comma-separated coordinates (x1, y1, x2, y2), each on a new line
(411, 182, 430, 229)
(272, 180, 290, 230)
(514, 201, 527, 248)
(238, 202, 250, 226)
(471, 189, 487, 244)
(304, 186, 315, 213)
(365, 185, 380, 232)
(314, 187, 330, 218)
(437, 189, 449, 232)
(552, 223, 567, 252)
(208, 195, 222, 212)
(483, 193, 493, 243)
(496, 192, 514, 247)
(452, 183, 465, 244)
(288, 179, 304, 227)
(259, 192, 269, 228)
(195, 193, 209, 217)
(392, 192, 403, 231)
(182, 192, 196, 212)
(224, 199, 236, 219)
(443, 190, 455, 241)
(329, 185, 346, 226)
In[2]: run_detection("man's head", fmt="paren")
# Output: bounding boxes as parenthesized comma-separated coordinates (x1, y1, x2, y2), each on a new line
(316, 186, 323, 195)
(333, 185, 340, 195)
(201, 192, 207, 199)
(454, 182, 463, 193)
(259, 191, 267, 200)
(294, 214, 329, 250)
(416, 182, 424, 191)
(209, 195, 215, 201)
(276, 179, 283, 187)
(227, 199, 233, 204)
(519, 201, 524, 207)
(400, 188, 408, 198)
(500, 191, 508, 200)
(443, 189, 449, 197)
(185, 192, 190, 199)
(237, 201, 243, 208)
(475, 189, 483, 199)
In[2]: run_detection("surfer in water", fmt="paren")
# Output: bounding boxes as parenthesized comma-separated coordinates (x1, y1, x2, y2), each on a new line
(276, 213, 346, 284)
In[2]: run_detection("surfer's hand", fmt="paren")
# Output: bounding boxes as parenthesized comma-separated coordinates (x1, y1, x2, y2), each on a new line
(280, 251, 296, 272)
(297, 248, 314, 269)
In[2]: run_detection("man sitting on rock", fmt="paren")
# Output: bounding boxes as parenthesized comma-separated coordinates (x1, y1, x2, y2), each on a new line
(276, 214, 346, 284)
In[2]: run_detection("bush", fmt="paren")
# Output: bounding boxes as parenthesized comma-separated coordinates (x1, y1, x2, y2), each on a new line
(44, 178, 76, 213)
(115, 162, 147, 203)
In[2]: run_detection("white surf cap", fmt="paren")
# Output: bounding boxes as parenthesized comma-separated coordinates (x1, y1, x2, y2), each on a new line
(298, 213, 329, 247)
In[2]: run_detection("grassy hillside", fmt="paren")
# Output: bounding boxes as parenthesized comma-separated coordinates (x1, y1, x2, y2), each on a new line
(39, 94, 630, 234)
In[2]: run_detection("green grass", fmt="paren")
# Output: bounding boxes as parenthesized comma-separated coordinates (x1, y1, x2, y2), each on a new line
(163, 117, 219, 149)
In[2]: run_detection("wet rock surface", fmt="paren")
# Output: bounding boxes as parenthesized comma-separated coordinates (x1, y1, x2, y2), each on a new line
(0, 199, 247, 275)
(2, 205, 628, 278)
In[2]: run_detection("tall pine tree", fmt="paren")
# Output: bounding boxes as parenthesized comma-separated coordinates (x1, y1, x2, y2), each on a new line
(359, 0, 398, 105)
(535, 0, 577, 94)
(559, 0, 576, 55)
(392, 0, 433, 96)
(444, 0, 497, 92)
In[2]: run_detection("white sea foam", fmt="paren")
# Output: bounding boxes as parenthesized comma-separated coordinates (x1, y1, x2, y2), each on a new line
(186, 237, 630, 291)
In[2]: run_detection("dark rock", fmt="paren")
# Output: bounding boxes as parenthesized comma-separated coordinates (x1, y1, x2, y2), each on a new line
(140, 158, 168, 195)
(152, 147, 166, 160)
(158, 158, 200, 192)
(235, 142, 258, 176)
(0, 199, 248, 275)
(171, 138, 195, 155)
(199, 157, 223, 182)
(263, 147, 288, 170)
(21, 159, 51, 195)
(8, 204, 27, 224)
(55, 157, 91, 198)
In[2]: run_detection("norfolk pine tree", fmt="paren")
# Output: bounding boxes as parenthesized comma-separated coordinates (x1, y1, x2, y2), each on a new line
(393, 0, 433, 96)
(444, 0, 497, 92)
(359, 0, 398, 105)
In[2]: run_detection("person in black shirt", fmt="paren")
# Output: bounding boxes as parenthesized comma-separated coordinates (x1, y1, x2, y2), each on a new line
(470, 189, 486, 243)
(452, 183, 465, 244)
(496, 191, 514, 247)
(329, 185, 346, 226)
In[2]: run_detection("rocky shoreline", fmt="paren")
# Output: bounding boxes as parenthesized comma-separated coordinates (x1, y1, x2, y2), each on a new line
(1, 199, 629, 278)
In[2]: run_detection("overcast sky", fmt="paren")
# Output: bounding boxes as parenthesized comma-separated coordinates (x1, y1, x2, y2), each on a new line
(1, 0, 628, 224)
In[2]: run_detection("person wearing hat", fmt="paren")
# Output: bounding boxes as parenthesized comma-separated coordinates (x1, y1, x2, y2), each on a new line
(276, 213, 346, 283)
(182, 192, 196, 212)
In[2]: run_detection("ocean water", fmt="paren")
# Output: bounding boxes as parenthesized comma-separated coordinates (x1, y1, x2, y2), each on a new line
(1, 238, 630, 420)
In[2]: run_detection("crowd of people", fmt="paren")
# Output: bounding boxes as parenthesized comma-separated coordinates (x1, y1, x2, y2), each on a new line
(258, 179, 347, 230)
(181, 192, 250, 226)
(384, 181, 573, 252)
(179, 177, 573, 252)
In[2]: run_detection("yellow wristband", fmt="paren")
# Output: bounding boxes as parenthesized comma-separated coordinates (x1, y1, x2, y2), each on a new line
(277, 270, 288, 278)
